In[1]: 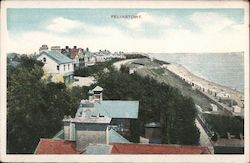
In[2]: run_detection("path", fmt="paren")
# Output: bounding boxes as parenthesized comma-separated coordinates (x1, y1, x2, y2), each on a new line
(113, 59, 138, 70)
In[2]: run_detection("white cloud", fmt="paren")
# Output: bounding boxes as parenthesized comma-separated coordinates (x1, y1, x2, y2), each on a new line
(7, 13, 248, 54)
(189, 12, 235, 33)
(46, 17, 83, 33)
(125, 12, 175, 30)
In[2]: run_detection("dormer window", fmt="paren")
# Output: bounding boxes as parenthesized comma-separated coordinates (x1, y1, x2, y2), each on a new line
(43, 57, 46, 62)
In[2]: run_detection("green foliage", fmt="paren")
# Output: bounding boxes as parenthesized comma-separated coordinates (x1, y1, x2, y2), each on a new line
(124, 54, 149, 59)
(7, 55, 84, 153)
(97, 69, 200, 145)
(152, 68, 165, 75)
(153, 59, 169, 65)
(74, 58, 123, 77)
(203, 114, 244, 138)
(120, 65, 129, 74)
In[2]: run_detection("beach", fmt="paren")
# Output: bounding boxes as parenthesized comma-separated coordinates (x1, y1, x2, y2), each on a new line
(117, 58, 244, 117)
(166, 63, 244, 112)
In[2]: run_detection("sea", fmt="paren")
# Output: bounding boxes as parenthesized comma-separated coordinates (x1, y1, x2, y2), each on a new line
(148, 53, 244, 93)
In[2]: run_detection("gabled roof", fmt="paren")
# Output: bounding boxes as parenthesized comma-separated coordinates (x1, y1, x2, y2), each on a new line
(34, 139, 80, 154)
(109, 129, 131, 144)
(95, 100, 139, 119)
(40, 51, 73, 64)
(92, 86, 103, 92)
(111, 144, 211, 154)
(52, 130, 64, 140)
(70, 48, 79, 59)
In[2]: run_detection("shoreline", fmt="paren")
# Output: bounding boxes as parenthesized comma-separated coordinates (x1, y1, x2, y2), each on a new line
(165, 63, 244, 109)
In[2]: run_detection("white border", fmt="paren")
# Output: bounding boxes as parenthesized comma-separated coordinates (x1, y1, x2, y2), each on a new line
(1, 1, 249, 162)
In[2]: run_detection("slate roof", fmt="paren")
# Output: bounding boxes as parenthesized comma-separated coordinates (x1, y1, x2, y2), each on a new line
(84, 144, 112, 154)
(70, 48, 79, 59)
(94, 100, 139, 119)
(111, 144, 211, 154)
(52, 130, 64, 140)
(35, 139, 80, 154)
(109, 129, 131, 144)
(40, 51, 73, 64)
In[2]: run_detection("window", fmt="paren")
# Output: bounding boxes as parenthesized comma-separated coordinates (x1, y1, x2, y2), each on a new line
(64, 65, 66, 71)
(68, 64, 70, 70)
(43, 57, 46, 62)
(57, 65, 59, 71)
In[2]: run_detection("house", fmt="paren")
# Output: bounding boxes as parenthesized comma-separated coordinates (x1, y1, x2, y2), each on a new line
(94, 53, 106, 62)
(37, 51, 74, 84)
(232, 105, 241, 113)
(34, 86, 212, 155)
(35, 140, 211, 154)
(69, 46, 85, 68)
(35, 106, 132, 153)
(61, 45, 71, 57)
(76, 86, 139, 138)
(34, 139, 80, 154)
(35, 85, 138, 153)
(84, 51, 96, 66)
(212, 136, 244, 154)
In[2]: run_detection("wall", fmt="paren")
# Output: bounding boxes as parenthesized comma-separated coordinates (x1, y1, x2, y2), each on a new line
(63, 122, 70, 140)
(37, 54, 59, 74)
(75, 123, 107, 151)
(145, 127, 161, 140)
(59, 63, 74, 75)
(37, 53, 74, 76)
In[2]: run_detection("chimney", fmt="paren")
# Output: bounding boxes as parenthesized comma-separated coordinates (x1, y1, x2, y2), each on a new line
(106, 126, 109, 145)
(69, 122, 76, 141)
(74, 46, 77, 49)
(63, 119, 70, 140)
(92, 86, 103, 102)
(88, 90, 94, 102)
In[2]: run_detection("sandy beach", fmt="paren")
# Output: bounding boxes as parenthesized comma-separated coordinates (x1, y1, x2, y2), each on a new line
(166, 63, 244, 109)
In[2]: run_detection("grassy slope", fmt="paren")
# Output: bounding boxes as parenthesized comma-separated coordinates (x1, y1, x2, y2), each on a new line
(135, 59, 215, 111)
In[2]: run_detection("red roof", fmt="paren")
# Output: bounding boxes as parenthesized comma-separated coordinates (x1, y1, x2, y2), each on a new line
(111, 143, 211, 154)
(35, 139, 80, 154)
(70, 48, 79, 59)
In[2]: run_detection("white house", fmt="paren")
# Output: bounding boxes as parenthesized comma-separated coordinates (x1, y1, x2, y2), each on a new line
(37, 51, 74, 84)
(232, 105, 241, 113)
(84, 51, 96, 66)
(95, 53, 106, 62)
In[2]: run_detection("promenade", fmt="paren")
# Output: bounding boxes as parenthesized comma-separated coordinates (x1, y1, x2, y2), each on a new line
(166, 63, 244, 117)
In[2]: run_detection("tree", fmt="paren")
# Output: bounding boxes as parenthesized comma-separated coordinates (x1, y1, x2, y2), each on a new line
(97, 68, 200, 145)
(7, 55, 80, 153)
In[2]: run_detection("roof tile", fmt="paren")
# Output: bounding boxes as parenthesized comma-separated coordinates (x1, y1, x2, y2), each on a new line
(35, 139, 80, 154)
(111, 143, 211, 154)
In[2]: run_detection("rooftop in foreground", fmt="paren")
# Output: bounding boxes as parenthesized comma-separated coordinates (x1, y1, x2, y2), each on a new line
(111, 143, 211, 154)
(34, 139, 80, 154)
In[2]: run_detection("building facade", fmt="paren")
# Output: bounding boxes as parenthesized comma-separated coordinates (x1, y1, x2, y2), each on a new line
(37, 51, 74, 84)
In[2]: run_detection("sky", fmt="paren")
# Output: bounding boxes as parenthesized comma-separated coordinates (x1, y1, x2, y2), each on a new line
(7, 8, 246, 54)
